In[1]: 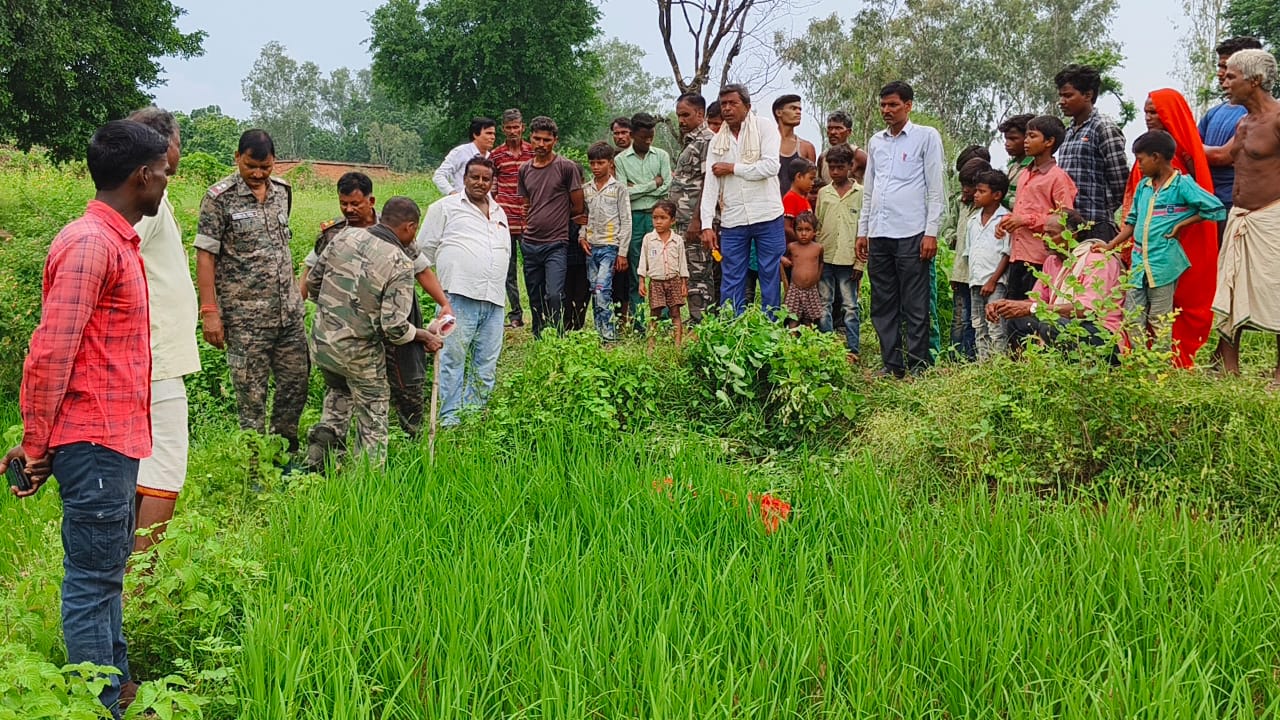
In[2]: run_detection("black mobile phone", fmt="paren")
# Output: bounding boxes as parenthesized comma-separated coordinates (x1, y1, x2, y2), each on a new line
(6, 459, 31, 493)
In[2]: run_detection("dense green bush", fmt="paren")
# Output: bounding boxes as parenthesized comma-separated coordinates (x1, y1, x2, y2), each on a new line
(488, 331, 693, 441)
(0, 149, 95, 393)
(859, 352, 1280, 520)
(280, 162, 327, 192)
(486, 311, 862, 453)
(0, 233, 45, 392)
(686, 307, 861, 446)
(0, 643, 118, 719)
(176, 151, 231, 187)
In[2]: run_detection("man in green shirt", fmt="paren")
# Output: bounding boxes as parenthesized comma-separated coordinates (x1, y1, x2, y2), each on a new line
(614, 112, 673, 329)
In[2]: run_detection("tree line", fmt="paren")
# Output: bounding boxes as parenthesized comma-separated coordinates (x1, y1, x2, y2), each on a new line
(0, 0, 1274, 167)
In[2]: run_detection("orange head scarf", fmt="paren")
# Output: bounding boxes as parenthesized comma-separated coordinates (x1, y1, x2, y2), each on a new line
(1121, 89, 1219, 368)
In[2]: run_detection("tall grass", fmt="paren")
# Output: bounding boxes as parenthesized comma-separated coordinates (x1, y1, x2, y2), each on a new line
(5, 149, 1280, 718)
(236, 427, 1280, 718)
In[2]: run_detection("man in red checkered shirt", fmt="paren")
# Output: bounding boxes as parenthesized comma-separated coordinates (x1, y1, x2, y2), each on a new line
(4, 119, 171, 719)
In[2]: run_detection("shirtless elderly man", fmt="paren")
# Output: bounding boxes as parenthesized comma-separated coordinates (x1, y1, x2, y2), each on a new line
(1209, 49, 1280, 382)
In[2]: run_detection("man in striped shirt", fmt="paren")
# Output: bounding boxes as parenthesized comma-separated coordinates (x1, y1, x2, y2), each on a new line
(5, 120, 172, 719)
(490, 108, 533, 327)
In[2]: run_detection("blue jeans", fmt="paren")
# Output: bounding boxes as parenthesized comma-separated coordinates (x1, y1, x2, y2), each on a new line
(950, 281, 976, 361)
(721, 216, 785, 314)
(55, 442, 139, 719)
(587, 245, 619, 340)
(819, 264, 862, 354)
(439, 294, 505, 426)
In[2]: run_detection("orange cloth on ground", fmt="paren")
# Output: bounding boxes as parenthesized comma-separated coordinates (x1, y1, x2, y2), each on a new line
(1120, 89, 1219, 368)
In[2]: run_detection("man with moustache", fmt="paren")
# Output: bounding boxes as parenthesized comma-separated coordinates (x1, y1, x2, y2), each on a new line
(517, 116, 586, 338)
(817, 110, 868, 185)
(196, 130, 309, 455)
(299, 172, 378, 300)
(700, 84, 786, 314)
(490, 108, 533, 327)
(855, 81, 946, 377)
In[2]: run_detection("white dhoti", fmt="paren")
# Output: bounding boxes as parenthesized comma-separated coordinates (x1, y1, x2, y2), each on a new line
(1213, 200, 1280, 337)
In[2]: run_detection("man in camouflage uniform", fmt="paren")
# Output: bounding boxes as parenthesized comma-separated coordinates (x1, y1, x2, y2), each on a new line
(298, 172, 439, 437)
(195, 130, 309, 452)
(669, 93, 720, 322)
(298, 171, 378, 300)
(305, 196, 444, 466)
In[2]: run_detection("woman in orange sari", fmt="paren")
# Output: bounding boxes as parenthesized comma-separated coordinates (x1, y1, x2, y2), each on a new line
(1120, 88, 1218, 368)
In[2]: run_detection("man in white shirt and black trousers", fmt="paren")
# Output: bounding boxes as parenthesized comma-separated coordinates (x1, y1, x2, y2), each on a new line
(856, 81, 945, 377)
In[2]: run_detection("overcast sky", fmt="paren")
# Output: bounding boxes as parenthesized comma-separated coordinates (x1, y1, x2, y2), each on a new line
(152, 0, 1193, 158)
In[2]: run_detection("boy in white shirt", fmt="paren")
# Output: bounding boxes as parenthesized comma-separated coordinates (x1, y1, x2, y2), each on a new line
(966, 169, 1012, 359)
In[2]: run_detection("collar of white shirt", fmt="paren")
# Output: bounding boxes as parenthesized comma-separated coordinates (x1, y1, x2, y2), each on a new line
(879, 120, 917, 140)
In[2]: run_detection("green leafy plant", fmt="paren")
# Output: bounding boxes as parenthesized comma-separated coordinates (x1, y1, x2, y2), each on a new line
(0, 644, 116, 719)
(176, 152, 231, 188)
(686, 306, 861, 445)
(488, 331, 686, 440)
(124, 675, 208, 720)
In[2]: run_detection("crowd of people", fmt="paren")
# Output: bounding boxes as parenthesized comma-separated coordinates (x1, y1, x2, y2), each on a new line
(4, 38, 1280, 718)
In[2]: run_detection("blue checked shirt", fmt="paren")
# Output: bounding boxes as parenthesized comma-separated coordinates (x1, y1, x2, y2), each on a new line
(1058, 111, 1129, 229)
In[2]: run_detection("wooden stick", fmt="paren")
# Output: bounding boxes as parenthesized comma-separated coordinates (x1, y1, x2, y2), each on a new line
(428, 350, 441, 462)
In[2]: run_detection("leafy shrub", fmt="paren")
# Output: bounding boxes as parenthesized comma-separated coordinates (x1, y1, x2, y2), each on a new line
(186, 339, 239, 423)
(176, 151, 231, 187)
(0, 642, 211, 719)
(0, 150, 95, 394)
(125, 511, 264, 718)
(488, 331, 693, 441)
(0, 643, 117, 719)
(859, 352, 1280, 521)
(280, 162, 325, 191)
(557, 145, 591, 176)
(0, 233, 45, 392)
(686, 307, 861, 446)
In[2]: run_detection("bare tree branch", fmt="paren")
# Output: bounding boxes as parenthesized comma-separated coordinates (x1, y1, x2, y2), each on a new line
(656, 0, 804, 96)
(657, 1, 687, 93)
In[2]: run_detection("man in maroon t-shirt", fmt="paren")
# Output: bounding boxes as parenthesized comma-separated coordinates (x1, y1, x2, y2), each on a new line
(517, 116, 586, 338)
(490, 108, 533, 327)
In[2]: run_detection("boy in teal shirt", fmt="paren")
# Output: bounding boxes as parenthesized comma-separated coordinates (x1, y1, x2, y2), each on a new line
(1106, 130, 1225, 347)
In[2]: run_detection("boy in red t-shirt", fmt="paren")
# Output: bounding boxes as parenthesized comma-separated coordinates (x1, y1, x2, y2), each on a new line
(783, 158, 816, 244)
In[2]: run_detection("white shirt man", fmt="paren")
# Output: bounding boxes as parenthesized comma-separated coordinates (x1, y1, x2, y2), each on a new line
(856, 83, 946, 377)
(417, 160, 511, 426)
(433, 119, 497, 195)
(698, 84, 786, 313)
